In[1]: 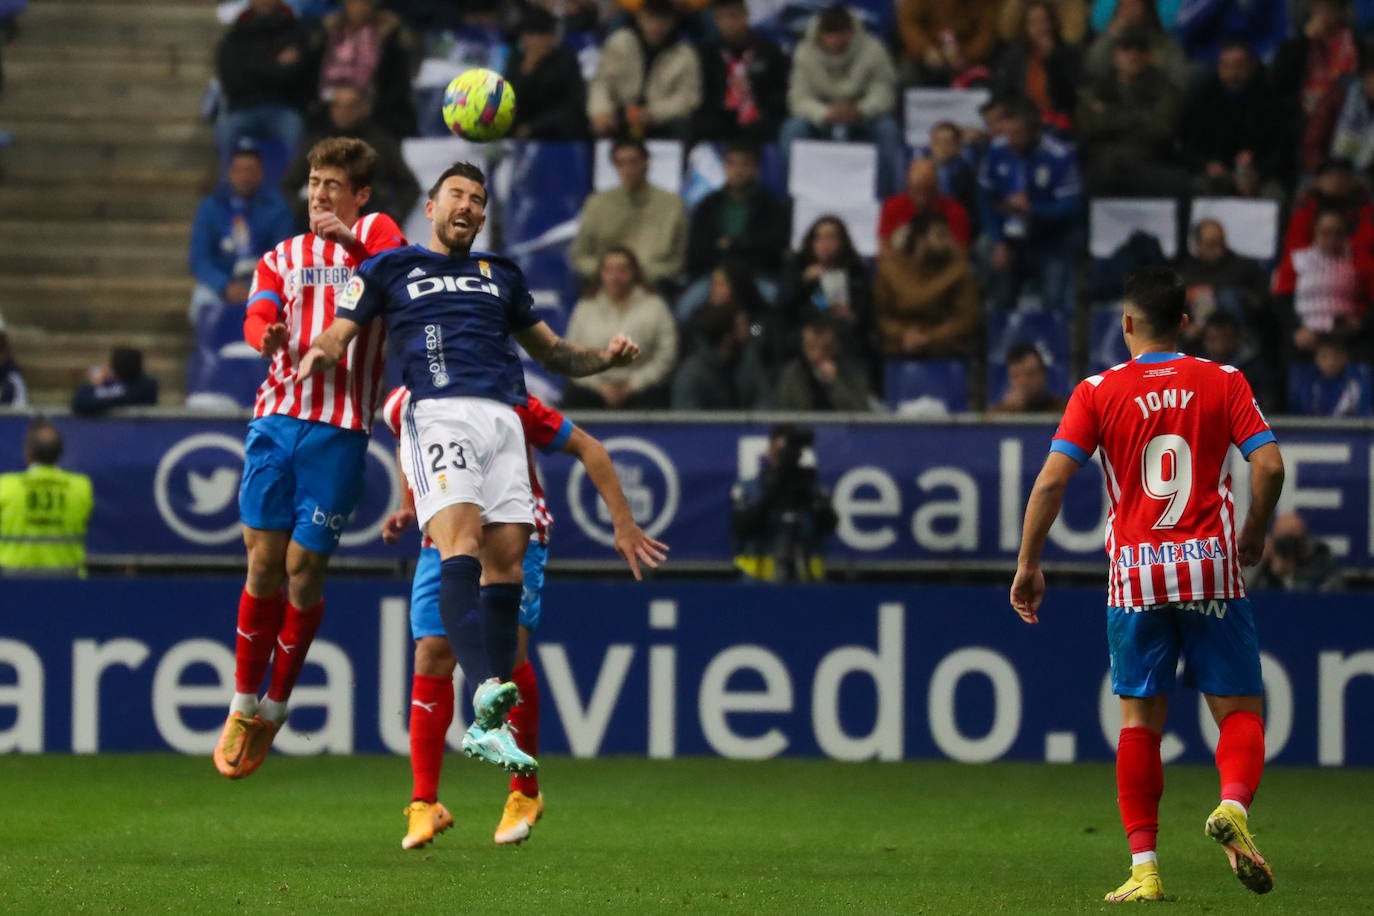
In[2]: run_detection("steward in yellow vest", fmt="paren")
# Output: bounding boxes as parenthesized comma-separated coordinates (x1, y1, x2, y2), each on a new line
(0, 420, 94, 575)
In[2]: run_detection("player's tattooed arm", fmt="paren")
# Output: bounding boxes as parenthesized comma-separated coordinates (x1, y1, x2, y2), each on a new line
(516, 323, 641, 377)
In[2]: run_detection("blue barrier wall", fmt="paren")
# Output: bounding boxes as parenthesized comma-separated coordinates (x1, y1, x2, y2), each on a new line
(1, 579, 1369, 765)
(0, 415, 1370, 569)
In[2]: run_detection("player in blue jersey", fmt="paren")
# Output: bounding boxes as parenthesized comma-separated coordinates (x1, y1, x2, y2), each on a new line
(297, 161, 640, 771)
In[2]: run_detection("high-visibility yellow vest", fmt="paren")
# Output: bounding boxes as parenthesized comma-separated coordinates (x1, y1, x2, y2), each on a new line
(0, 465, 94, 574)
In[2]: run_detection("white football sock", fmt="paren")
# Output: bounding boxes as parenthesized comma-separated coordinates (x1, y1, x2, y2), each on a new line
(259, 698, 289, 726)
(230, 692, 258, 717)
(1132, 851, 1158, 867)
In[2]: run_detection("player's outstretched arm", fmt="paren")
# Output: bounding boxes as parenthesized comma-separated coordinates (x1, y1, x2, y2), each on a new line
(563, 426, 669, 580)
(515, 322, 641, 378)
(296, 317, 363, 379)
(1010, 451, 1079, 624)
(1237, 442, 1284, 567)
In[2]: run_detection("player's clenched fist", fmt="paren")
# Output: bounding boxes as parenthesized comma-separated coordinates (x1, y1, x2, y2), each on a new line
(309, 211, 357, 247)
(604, 333, 640, 367)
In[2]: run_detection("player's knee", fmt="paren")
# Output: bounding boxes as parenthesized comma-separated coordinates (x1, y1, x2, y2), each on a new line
(245, 543, 287, 595)
(414, 637, 456, 677)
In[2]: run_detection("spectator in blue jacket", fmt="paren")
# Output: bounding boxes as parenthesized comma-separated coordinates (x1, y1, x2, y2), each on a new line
(71, 347, 159, 417)
(1289, 333, 1374, 417)
(977, 98, 1083, 312)
(188, 140, 293, 325)
(1174, 0, 1288, 66)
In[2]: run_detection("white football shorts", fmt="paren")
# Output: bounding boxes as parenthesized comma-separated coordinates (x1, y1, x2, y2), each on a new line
(401, 396, 535, 532)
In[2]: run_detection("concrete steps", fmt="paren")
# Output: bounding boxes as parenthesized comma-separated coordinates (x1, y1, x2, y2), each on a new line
(0, 184, 203, 222)
(0, 0, 235, 406)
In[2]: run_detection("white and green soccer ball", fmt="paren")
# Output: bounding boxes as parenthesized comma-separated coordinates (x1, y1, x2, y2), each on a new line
(441, 68, 516, 142)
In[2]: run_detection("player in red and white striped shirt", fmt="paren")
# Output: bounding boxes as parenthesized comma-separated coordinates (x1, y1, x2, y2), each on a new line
(379, 385, 667, 850)
(213, 138, 407, 781)
(1012, 268, 1285, 901)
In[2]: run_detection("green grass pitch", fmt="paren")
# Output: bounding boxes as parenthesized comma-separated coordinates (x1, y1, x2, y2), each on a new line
(0, 755, 1369, 914)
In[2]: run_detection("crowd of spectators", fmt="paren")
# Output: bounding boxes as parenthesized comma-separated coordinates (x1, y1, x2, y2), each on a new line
(181, 0, 1374, 419)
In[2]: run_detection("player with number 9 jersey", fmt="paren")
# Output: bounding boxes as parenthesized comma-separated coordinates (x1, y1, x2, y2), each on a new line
(1050, 342, 1275, 606)
(1011, 267, 1285, 903)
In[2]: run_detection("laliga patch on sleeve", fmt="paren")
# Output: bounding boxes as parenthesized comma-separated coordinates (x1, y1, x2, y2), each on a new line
(338, 275, 365, 311)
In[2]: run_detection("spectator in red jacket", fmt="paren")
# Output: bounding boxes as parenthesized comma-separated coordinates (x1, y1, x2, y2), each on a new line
(878, 158, 971, 256)
(1280, 158, 1374, 263)
(1273, 208, 1374, 358)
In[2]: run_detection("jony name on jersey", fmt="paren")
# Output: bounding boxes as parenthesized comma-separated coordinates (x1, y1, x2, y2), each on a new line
(406, 275, 501, 300)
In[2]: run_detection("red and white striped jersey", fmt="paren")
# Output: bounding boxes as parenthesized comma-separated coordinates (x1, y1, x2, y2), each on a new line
(381, 387, 573, 546)
(247, 212, 406, 431)
(1051, 353, 1276, 605)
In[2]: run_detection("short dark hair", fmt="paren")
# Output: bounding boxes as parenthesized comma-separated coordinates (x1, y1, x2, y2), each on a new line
(307, 136, 378, 191)
(0, 328, 11, 361)
(1005, 343, 1046, 368)
(722, 138, 760, 161)
(803, 311, 841, 336)
(25, 419, 63, 466)
(427, 161, 487, 200)
(1115, 26, 1151, 52)
(930, 120, 960, 140)
(1123, 266, 1187, 338)
(713, 0, 747, 9)
(640, 0, 676, 18)
(1203, 310, 1240, 331)
(610, 137, 649, 161)
(598, 245, 645, 288)
(111, 346, 144, 382)
(518, 5, 557, 34)
(816, 4, 854, 34)
(1315, 331, 1350, 353)
(1003, 96, 1041, 128)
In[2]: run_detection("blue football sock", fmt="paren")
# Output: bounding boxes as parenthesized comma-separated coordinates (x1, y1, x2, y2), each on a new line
(480, 583, 522, 682)
(439, 555, 487, 683)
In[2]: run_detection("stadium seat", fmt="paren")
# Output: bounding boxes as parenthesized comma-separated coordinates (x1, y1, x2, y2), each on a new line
(986, 310, 1071, 405)
(884, 358, 969, 414)
(1087, 302, 1132, 374)
(788, 139, 877, 202)
(903, 87, 990, 149)
(1089, 198, 1180, 261)
(1187, 197, 1281, 264)
(189, 352, 268, 409)
(194, 301, 247, 355)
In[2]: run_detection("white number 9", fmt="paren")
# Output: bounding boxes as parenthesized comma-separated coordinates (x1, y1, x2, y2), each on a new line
(1141, 434, 1193, 529)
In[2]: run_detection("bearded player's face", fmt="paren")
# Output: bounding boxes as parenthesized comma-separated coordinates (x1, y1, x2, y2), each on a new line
(428, 175, 487, 251)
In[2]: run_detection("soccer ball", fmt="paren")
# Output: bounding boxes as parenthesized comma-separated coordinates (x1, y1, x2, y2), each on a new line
(441, 68, 516, 142)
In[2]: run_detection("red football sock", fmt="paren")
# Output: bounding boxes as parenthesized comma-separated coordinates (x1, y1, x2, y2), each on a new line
(410, 674, 455, 803)
(1215, 710, 1265, 809)
(1116, 727, 1164, 855)
(234, 588, 285, 695)
(265, 600, 324, 703)
(507, 660, 540, 797)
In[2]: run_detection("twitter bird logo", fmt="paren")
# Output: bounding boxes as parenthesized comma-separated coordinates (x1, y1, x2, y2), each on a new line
(188, 468, 239, 516)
